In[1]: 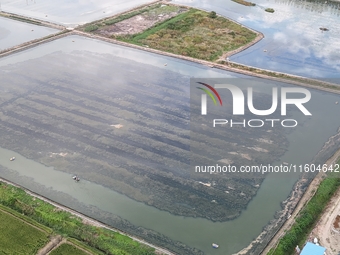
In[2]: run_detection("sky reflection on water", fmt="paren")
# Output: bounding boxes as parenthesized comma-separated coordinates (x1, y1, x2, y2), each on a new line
(0, 0, 155, 27)
(0, 16, 58, 51)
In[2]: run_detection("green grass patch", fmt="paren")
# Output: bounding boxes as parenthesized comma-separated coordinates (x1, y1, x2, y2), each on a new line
(68, 238, 105, 255)
(0, 204, 53, 234)
(0, 182, 156, 255)
(232, 0, 256, 6)
(0, 210, 49, 255)
(50, 243, 90, 255)
(84, 24, 99, 32)
(265, 8, 275, 13)
(268, 171, 340, 255)
(117, 9, 257, 61)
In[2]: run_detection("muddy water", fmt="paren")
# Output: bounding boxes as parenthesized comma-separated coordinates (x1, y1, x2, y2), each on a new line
(0, 35, 340, 254)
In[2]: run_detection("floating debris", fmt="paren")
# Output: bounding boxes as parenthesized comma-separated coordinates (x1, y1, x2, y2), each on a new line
(110, 124, 124, 129)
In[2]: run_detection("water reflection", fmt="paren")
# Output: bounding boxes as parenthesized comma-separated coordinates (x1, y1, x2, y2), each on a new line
(0, 0, 156, 27)
(0, 16, 58, 51)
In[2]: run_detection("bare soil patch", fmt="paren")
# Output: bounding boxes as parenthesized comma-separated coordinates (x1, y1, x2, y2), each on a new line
(97, 11, 179, 37)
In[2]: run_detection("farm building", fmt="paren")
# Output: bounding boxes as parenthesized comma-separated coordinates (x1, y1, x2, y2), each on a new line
(300, 242, 326, 255)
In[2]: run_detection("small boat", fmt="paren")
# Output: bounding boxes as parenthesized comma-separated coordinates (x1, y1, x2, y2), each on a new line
(335, 101, 338, 105)
(72, 175, 80, 182)
(9, 157, 16, 161)
(212, 243, 219, 249)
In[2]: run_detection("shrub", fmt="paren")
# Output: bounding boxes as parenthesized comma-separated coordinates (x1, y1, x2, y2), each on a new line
(209, 11, 217, 18)
(84, 24, 99, 32)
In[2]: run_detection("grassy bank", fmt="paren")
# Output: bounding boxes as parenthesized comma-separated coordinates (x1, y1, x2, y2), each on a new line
(117, 8, 257, 61)
(0, 182, 156, 255)
(268, 171, 340, 255)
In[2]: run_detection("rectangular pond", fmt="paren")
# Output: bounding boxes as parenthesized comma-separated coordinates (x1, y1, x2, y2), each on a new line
(0, 35, 340, 255)
(0, 16, 58, 51)
(0, 0, 157, 27)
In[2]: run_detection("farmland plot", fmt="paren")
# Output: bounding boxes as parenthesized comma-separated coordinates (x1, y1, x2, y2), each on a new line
(0, 210, 49, 255)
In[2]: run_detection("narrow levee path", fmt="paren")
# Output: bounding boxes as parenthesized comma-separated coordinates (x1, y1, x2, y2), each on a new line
(37, 236, 63, 255)
(259, 148, 340, 255)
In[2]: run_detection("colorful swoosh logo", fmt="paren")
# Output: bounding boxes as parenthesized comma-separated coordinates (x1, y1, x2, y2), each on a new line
(196, 82, 223, 106)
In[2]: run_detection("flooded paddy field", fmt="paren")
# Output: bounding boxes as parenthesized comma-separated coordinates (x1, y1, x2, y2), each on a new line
(1, 35, 340, 255)
(0, 16, 58, 51)
(0, 0, 157, 27)
(172, 0, 340, 78)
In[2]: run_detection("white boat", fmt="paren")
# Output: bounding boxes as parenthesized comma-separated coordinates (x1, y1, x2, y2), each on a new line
(9, 157, 15, 161)
(212, 243, 219, 248)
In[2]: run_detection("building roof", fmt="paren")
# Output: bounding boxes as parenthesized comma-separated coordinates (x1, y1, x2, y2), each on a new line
(300, 242, 326, 255)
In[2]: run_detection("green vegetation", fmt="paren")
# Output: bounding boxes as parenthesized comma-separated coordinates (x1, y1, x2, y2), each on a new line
(268, 171, 340, 255)
(232, 0, 256, 6)
(84, 24, 99, 32)
(50, 243, 90, 255)
(117, 9, 257, 61)
(265, 8, 275, 13)
(0, 204, 53, 234)
(0, 183, 156, 255)
(209, 11, 217, 18)
(0, 209, 49, 255)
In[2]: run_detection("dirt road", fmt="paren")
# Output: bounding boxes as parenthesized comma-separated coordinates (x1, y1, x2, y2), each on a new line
(310, 184, 340, 255)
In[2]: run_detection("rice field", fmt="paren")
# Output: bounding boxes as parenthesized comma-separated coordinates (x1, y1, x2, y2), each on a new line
(50, 243, 91, 255)
(0, 209, 49, 255)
